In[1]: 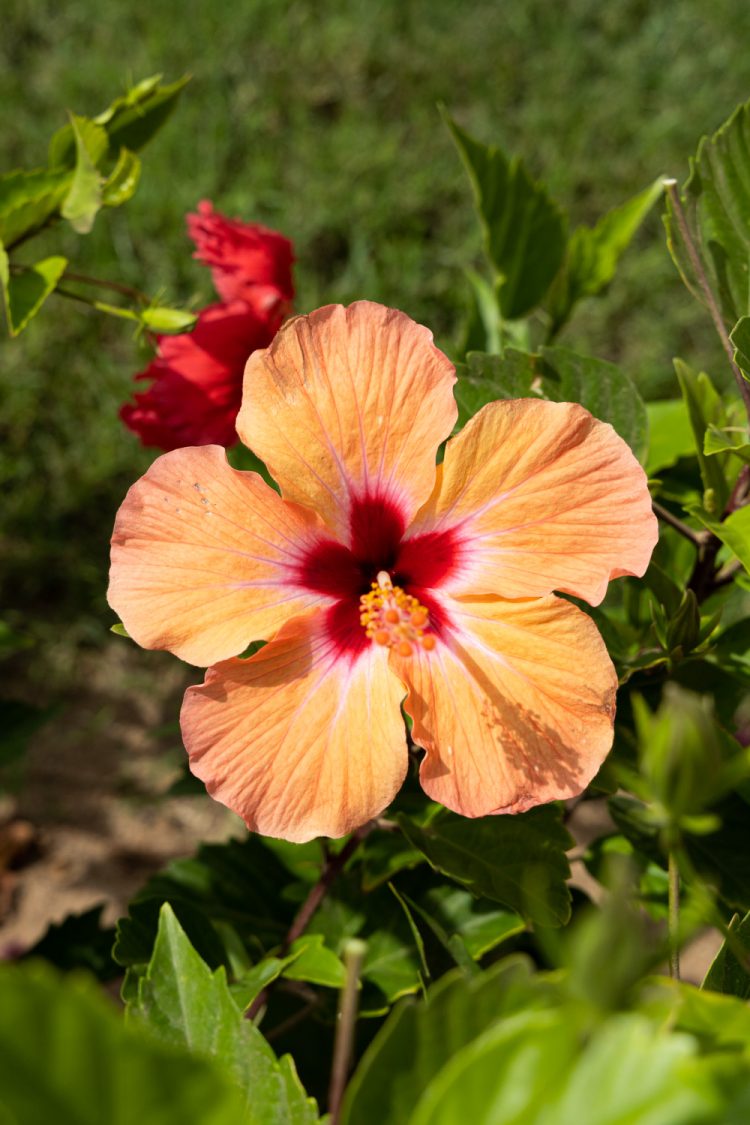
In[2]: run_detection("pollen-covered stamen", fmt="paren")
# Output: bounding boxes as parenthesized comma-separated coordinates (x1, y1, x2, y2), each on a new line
(359, 570, 435, 655)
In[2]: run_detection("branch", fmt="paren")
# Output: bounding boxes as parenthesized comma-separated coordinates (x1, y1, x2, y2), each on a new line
(652, 500, 705, 547)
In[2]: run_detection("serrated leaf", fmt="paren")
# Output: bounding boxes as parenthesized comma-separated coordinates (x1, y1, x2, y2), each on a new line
(455, 345, 648, 459)
(1, 254, 67, 336)
(139, 305, 197, 333)
(703, 912, 750, 999)
(0, 167, 71, 247)
(548, 176, 665, 334)
(444, 111, 567, 318)
(396, 806, 573, 926)
(102, 148, 141, 207)
(540, 345, 648, 461)
(454, 349, 537, 428)
(665, 98, 750, 326)
(0, 960, 248, 1125)
(114, 835, 298, 969)
(61, 115, 103, 233)
(129, 905, 319, 1124)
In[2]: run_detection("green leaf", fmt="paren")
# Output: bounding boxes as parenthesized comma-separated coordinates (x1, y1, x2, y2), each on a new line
(114, 835, 299, 969)
(417, 885, 525, 961)
(539, 345, 648, 461)
(0, 960, 248, 1125)
(99, 74, 191, 157)
(690, 504, 750, 576)
(703, 912, 750, 999)
(444, 111, 567, 318)
(283, 935, 346, 989)
(139, 305, 198, 333)
(731, 315, 750, 380)
(675, 360, 731, 512)
(230, 956, 294, 1011)
(102, 148, 142, 207)
(129, 905, 320, 1124)
(646, 399, 695, 476)
(454, 349, 536, 428)
(665, 98, 750, 327)
(0, 167, 71, 247)
(548, 177, 665, 334)
(1, 254, 67, 336)
(454, 345, 647, 458)
(397, 806, 573, 926)
(704, 424, 750, 462)
(61, 115, 103, 234)
(341, 957, 542, 1125)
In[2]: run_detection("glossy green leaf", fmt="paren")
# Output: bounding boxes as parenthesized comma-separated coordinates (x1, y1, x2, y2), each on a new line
(342, 957, 541, 1125)
(454, 346, 647, 458)
(444, 111, 567, 318)
(61, 115, 103, 234)
(397, 806, 573, 926)
(283, 935, 346, 988)
(1, 254, 67, 336)
(675, 360, 730, 512)
(230, 957, 295, 1012)
(704, 424, 750, 462)
(129, 905, 319, 1124)
(0, 960, 248, 1125)
(690, 504, 750, 575)
(703, 912, 750, 999)
(102, 148, 142, 207)
(139, 305, 197, 333)
(418, 885, 525, 960)
(548, 177, 665, 334)
(646, 399, 695, 475)
(665, 98, 750, 327)
(0, 167, 71, 247)
(49, 115, 108, 170)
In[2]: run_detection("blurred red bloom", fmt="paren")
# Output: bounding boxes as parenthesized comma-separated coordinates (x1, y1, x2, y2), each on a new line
(121, 202, 295, 450)
(187, 200, 295, 318)
(120, 301, 278, 451)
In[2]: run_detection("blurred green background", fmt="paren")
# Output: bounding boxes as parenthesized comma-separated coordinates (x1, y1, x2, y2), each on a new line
(3, 0, 750, 687)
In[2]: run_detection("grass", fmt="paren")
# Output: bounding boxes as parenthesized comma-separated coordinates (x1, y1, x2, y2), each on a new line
(3, 0, 750, 687)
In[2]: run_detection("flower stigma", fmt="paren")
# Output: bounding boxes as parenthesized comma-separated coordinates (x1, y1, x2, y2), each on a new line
(359, 570, 436, 656)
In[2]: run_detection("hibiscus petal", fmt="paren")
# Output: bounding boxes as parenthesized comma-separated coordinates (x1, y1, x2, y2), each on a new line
(108, 445, 333, 666)
(238, 302, 457, 541)
(396, 594, 617, 817)
(181, 611, 408, 841)
(406, 399, 658, 605)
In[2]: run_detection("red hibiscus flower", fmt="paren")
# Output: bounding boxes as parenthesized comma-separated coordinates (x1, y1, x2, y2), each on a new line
(187, 200, 295, 318)
(120, 301, 278, 451)
(121, 202, 295, 450)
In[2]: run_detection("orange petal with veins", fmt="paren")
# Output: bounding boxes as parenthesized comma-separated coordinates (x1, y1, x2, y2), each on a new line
(109, 445, 332, 666)
(394, 594, 617, 817)
(406, 399, 657, 605)
(238, 302, 457, 542)
(181, 611, 408, 841)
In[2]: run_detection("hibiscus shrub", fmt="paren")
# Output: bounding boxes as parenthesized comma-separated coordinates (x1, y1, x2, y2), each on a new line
(5, 83, 750, 1124)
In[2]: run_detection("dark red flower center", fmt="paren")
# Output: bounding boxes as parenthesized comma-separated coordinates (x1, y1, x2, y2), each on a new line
(295, 493, 462, 657)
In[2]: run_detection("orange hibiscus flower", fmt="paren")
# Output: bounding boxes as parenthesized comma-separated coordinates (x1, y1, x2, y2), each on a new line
(109, 302, 657, 842)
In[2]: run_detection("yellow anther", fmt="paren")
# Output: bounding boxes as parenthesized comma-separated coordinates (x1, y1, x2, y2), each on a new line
(359, 572, 436, 656)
